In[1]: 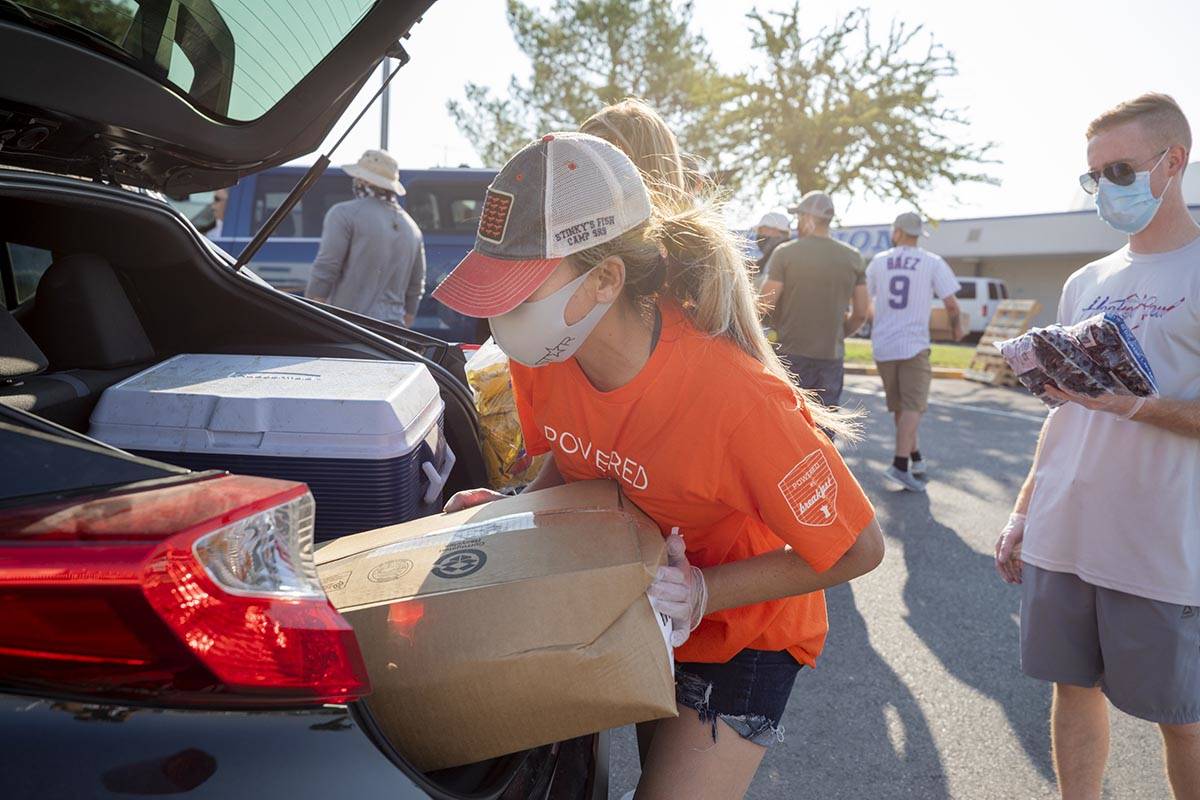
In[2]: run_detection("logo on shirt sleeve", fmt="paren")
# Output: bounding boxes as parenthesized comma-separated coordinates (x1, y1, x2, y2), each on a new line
(778, 450, 838, 527)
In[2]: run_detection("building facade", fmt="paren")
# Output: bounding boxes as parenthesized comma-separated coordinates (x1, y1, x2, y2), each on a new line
(832, 173, 1200, 327)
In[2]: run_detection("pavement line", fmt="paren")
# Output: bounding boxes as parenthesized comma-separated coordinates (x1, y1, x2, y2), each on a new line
(844, 387, 1047, 424)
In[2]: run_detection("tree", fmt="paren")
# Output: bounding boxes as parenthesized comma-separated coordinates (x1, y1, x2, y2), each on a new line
(447, 0, 734, 171)
(726, 4, 996, 210)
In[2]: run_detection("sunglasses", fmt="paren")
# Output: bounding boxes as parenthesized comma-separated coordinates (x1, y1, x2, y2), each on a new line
(1079, 149, 1167, 195)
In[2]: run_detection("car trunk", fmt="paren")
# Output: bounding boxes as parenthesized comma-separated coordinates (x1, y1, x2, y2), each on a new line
(0, 173, 595, 798)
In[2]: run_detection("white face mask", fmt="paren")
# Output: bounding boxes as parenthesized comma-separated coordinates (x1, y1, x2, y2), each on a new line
(488, 268, 613, 367)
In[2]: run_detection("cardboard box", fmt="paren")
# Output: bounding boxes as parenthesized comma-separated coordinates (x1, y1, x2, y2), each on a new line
(930, 307, 970, 342)
(315, 480, 676, 771)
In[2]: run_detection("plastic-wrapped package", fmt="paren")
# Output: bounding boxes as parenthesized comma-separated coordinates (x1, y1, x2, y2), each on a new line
(1065, 313, 1159, 396)
(995, 334, 1066, 408)
(996, 314, 1157, 409)
(465, 340, 547, 489)
(1030, 327, 1119, 397)
(464, 340, 517, 416)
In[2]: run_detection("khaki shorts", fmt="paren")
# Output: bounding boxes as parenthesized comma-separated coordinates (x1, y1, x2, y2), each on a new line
(876, 350, 932, 413)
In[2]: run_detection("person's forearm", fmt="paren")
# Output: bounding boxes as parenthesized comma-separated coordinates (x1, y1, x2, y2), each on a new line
(844, 312, 867, 336)
(1131, 396, 1200, 439)
(524, 455, 564, 492)
(703, 518, 884, 614)
(405, 266, 425, 319)
(1014, 418, 1049, 514)
(1014, 467, 1036, 516)
(759, 280, 781, 312)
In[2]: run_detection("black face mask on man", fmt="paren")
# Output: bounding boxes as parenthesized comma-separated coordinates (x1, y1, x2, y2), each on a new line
(756, 233, 786, 262)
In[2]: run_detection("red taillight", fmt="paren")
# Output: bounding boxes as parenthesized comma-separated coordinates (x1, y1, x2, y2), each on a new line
(0, 476, 370, 707)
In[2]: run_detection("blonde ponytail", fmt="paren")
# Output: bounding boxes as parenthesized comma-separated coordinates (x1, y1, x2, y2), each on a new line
(652, 198, 861, 441)
(572, 190, 861, 441)
(575, 99, 859, 440)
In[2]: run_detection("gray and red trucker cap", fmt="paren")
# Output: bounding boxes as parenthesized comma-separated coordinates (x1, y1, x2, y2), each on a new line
(432, 131, 653, 318)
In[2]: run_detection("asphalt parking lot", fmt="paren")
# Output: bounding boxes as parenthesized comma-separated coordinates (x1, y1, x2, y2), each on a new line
(610, 375, 1171, 799)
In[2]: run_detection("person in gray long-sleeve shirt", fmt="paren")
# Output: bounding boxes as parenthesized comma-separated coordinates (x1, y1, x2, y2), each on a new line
(305, 149, 426, 326)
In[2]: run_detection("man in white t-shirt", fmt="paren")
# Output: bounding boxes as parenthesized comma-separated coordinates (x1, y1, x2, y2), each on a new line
(865, 212, 963, 492)
(994, 93, 1200, 800)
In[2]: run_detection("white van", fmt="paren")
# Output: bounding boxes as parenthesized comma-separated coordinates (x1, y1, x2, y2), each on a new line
(936, 277, 1009, 334)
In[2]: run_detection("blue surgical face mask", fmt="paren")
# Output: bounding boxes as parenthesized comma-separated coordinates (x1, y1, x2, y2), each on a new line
(1095, 150, 1172, 235)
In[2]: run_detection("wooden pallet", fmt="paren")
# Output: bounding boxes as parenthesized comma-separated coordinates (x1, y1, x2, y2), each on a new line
(964, 299, 1042, 386)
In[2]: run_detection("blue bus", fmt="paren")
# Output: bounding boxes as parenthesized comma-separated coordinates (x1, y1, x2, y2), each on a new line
(176, 165, 497, 344)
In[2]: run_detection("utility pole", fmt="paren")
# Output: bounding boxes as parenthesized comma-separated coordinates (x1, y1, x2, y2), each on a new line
(379, 58, 390, 151)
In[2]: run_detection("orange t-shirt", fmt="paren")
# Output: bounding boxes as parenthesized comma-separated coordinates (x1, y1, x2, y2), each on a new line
(509, 301, 876, 667)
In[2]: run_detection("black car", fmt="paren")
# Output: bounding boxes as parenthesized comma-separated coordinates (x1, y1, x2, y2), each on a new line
(0, 2, 606, 798)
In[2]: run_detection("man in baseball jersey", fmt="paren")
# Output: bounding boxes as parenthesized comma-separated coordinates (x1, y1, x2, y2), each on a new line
(865, 212, 963, 492)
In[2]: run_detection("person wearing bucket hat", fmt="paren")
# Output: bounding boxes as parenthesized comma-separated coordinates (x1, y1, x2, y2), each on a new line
(304, 149, 426, 326)
(436, 131, 884, 798)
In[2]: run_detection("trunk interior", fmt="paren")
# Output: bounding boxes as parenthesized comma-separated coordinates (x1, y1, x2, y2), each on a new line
(0, 172, 567, 798)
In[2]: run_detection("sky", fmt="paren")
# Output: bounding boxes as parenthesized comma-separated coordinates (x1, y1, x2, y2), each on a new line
(315, 0, 1200, 227)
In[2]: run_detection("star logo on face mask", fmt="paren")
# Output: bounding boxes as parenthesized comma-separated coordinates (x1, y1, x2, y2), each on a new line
(536, 337, 576, 365)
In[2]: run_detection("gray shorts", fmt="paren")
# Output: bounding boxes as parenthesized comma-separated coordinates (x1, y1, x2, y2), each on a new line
(1021, 564, 1200, 725)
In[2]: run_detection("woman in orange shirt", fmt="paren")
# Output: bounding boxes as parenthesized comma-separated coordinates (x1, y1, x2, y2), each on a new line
(433, 131, 884, 799)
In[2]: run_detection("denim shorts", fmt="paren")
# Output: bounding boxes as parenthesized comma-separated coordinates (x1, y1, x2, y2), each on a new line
(675, 649, 803, 747)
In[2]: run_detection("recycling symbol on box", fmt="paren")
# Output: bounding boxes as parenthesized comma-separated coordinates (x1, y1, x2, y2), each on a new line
(431, 549, 487, 579)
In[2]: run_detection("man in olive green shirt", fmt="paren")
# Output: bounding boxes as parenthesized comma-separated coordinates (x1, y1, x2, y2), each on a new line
(761, 190, 869, 408)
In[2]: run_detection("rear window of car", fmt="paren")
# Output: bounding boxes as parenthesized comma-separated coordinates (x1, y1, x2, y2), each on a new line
(16, 0, 374, 121)
(988, 282, 1002, 300)
(405, 182, 490, 234)
(249, 174, 491, 239)
(956, 282, 977, 300)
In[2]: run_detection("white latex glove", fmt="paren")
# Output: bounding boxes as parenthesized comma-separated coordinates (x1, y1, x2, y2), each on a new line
(994, 513, 1026, 585)
(647, 529, 708, 647)
(1043, 385, 1147, 419)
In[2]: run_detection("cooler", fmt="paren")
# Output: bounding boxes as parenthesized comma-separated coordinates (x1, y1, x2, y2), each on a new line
(88, 354, 454, 541)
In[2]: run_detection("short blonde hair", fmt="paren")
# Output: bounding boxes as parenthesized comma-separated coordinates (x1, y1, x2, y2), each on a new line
(1087, 93, 1192, 152)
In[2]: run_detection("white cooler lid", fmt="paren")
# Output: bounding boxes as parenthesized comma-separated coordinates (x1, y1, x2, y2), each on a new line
(89, 354, 444, 460)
